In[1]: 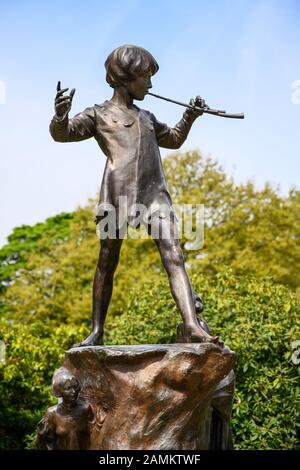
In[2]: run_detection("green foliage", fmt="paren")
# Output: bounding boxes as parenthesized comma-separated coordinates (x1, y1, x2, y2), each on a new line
(0, 151, 299, 449)
(1, 208, 96, 326)
(106, 271, 300, 450)
(164, 152, 300, 291)
(0, 212, 74, 298)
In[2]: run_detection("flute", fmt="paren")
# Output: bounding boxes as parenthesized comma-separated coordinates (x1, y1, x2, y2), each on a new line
(147, 92, 244, 119)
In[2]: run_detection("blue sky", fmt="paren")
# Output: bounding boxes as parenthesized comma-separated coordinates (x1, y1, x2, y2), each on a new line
(0, 0, 299, 246)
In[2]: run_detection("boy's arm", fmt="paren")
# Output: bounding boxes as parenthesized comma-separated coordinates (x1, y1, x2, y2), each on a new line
(49, 81, 96, 142)
(150, 96, 207, 149)
(50, 107, 96, 142)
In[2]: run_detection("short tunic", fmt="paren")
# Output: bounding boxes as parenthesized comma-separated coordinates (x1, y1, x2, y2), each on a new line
(50, 100, 196, 227)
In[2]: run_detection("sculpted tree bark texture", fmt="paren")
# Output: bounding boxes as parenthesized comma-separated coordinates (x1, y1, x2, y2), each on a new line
(178, 315, 235, 450)
(59, 344, 235, 450)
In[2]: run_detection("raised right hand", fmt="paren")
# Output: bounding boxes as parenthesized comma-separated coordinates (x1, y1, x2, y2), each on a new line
(55, 81, 75, 118)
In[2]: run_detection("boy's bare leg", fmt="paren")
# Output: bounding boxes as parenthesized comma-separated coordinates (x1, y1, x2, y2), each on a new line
(150, 214, 214, 343)
(75, 237, 123, 347)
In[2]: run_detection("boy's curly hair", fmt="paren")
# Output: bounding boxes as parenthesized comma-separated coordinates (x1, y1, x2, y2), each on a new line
(105, 44, 159, 88)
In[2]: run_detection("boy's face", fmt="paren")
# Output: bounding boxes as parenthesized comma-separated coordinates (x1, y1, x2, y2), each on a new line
(126, 74, 152, 101)
(61, 378, 80, 404)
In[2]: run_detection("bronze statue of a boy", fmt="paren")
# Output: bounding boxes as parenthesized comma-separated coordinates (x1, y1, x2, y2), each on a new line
(50, 44, 217, 346)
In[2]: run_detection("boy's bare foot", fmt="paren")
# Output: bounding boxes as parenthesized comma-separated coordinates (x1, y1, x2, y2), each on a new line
(177, 323, 224, 348)
(73, 330, 103, 348)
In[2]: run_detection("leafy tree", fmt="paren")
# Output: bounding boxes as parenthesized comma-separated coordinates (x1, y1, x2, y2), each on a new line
(0, 213, 73, 300)
(163, 151, 300, 292)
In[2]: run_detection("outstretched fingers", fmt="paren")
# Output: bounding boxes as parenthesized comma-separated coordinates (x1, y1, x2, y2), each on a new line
(54, 81, 75, 117)
(55, 82, 75, 105)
